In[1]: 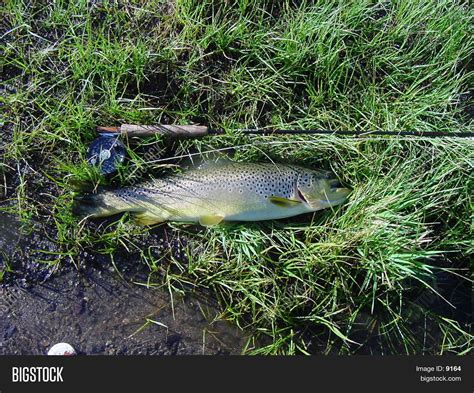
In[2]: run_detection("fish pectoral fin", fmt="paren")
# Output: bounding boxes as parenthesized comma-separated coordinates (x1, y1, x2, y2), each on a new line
(132, 212, 164, 226)
(199, 214, 225, 226)
(268, 196, 302, 208)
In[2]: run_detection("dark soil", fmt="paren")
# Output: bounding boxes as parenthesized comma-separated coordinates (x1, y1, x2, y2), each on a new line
(0, 212, 248, 355)
(0, 269, 247, 355)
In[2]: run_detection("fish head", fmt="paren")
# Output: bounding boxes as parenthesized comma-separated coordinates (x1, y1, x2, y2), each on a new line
(296, 169, 351, 210)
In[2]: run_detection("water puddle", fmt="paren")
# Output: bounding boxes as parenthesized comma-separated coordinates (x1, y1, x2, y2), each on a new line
(0, 212, 248, 355)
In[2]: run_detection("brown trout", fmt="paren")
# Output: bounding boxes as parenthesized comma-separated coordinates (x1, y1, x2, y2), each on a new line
(74, 162, 350, 226)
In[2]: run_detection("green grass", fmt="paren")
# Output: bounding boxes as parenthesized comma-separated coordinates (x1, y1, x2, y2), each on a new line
(1, 0, 473, 354)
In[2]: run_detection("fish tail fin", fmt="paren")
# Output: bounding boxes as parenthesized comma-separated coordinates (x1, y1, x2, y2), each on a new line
(68, 178, 108, 193)
(73, 191, 124, 218)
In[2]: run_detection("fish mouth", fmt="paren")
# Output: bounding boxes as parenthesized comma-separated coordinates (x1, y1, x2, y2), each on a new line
(320, 187, 351, 205)
(297, 177, 351, 208)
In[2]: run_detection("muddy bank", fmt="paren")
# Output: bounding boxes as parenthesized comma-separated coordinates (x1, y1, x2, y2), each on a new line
(0, 268, 247, 355)
(0, 212, 248, 355)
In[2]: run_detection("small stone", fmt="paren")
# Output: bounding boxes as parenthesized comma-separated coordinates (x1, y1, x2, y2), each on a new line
(4, 324, 17, 339)
(73, 298, 86, 315)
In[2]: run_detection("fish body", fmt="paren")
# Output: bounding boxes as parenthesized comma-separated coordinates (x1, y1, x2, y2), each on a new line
(74, 162, 350, 226)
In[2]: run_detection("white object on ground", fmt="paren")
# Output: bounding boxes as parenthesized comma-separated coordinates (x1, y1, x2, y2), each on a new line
(47, 342, 76, 356)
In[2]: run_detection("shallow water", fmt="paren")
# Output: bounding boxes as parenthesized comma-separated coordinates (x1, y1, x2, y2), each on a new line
(0, 270, 247, 355)
(0, 213, 247, 355)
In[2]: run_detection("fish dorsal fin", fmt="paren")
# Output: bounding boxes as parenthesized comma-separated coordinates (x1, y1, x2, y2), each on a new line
(195, 158, 233, 171)
(269, 196, 301, 208)
(199, 214, 225, 226)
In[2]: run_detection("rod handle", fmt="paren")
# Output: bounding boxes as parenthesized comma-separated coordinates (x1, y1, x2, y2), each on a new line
(120, 124, 209, 137)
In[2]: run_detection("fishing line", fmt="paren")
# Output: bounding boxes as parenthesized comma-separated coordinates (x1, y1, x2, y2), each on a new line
(141, 138, 473, 165)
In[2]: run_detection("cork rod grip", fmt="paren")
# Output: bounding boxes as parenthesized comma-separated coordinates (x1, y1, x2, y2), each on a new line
(119, 124, 208, 137)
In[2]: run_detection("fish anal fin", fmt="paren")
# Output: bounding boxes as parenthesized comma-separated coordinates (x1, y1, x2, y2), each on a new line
(199, 215, 224, 226)
(132, 212, 164, 226)
(269, 196, 301, 208)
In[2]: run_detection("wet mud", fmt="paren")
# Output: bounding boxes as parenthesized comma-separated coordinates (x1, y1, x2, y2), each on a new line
(0, 212, 247, 355)
(0, 269, 246, 355)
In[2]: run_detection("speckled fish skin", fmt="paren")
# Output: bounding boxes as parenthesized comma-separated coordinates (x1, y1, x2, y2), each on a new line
(76, 162, 351, 225)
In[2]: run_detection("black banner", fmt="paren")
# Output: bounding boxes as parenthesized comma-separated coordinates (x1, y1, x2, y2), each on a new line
(0, 356, 471, 393)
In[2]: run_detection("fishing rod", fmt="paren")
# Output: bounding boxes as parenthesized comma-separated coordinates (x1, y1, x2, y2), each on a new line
(96, 124, 474, 138)
(88, 123, 473, 175)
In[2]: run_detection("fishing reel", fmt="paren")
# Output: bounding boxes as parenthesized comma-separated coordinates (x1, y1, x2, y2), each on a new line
(86, 124, 207, 175)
